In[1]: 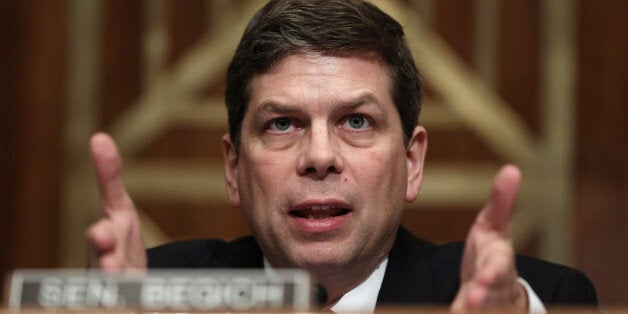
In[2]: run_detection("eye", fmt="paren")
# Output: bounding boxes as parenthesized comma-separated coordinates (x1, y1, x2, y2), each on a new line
(268, 117, 294, 132)
(344, 114, 370, 129)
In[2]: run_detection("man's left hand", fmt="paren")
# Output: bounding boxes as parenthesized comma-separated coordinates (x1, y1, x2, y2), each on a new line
(451, 165, 528, 312)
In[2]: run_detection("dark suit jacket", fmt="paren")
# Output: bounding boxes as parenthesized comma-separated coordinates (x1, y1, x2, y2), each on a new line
(147, 226, 597, 307)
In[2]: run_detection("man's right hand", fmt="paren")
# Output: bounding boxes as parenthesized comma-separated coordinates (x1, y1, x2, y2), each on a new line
(86, 132, 147, 271)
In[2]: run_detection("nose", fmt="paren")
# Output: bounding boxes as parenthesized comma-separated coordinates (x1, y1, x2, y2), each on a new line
(297, 123, 343, 178)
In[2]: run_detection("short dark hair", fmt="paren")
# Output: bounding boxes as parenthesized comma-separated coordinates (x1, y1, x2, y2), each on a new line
(225, 0, 422, 151)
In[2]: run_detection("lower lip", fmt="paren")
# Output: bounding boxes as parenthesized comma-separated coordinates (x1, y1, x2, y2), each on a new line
(291, 213, 350, 234)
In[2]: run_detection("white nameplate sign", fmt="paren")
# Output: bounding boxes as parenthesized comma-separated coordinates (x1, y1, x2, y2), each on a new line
(9, 269, 312, 311)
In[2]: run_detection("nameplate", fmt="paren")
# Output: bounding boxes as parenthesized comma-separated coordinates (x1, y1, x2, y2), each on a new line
(8, 269, 312, 311)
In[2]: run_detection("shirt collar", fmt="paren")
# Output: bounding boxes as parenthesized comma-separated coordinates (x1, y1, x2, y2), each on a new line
(328, 258, 387, 312)
(263, 257, 388, 313)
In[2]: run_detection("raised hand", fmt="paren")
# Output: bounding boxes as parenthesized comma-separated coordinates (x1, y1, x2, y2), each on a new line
(86, 132, 147, 271)
(451, 165, 527, 312)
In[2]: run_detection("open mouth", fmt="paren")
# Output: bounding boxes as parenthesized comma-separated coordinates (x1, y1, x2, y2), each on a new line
(289, 205, 351, 220)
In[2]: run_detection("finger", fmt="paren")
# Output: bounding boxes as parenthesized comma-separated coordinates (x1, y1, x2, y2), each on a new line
(476, 241, 515, 287)
(454, 253, 512, 313)
(451, 284, 485, 313)
(100, 254, 125, 272)
(467, 285, 488, 311)
(86, 220, 117, 267)
(90, 132, 133, 215)
(477, 165, 521, 234)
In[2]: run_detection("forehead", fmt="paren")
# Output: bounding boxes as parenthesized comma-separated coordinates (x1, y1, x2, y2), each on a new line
(247, 53, 393, 110)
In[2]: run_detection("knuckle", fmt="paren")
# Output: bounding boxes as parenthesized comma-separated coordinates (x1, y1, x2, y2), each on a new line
(86, 220, 106, 239)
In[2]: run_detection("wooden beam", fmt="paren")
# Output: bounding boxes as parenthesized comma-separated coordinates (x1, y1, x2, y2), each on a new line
(474, 0, 498, 90)
(123, 161, 228, 203)
(374, 0, 538, 167)
(538, 0, 577, 266)
(109, 1, 265, 157)
(144, 0, 167, 87)
(168, 98, 464, 130)
(410, 0, 433, 26)
(412, 162, 500, 208)
(123, 161, 503, 208)
(61, 0, 101, 267)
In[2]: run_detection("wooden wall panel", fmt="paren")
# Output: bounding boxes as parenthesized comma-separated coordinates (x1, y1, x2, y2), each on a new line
(0, 0, 18, 296)
(497, 0, 541, 134)
(413, 2, 485, 233)
(433, 0, 475, 65)
(403, 209, 479, 244)
(141, 201, 250, 243)
(6, 0, 66, 267)
(0, 0, 67, 301)
(576, 0, 628, 304)
(101, 0, 144, 128)
(166, 0, 207, 65)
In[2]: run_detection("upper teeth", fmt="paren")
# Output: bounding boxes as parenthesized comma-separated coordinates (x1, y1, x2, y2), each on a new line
(307, 205, 337, 211)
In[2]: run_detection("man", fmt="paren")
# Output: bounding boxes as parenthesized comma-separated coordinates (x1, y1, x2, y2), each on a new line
(87, 0, 597, 312)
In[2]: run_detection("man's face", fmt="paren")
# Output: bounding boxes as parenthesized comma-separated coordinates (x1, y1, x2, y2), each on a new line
(223, 53, 426, 274)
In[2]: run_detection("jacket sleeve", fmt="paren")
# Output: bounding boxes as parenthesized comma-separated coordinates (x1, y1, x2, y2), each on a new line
(516, 255, 598, 306)
(551, 268, 598, 305)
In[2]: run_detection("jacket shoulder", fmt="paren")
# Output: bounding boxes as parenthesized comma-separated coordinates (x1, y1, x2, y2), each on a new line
(426, 241, 598, 305)
(516, 255, 598, 305)
(378, 226, 597, 306)
(146, 235, 263, 268)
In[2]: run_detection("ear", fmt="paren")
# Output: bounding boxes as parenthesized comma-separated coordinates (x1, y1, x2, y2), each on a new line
(405, 126, 427, 202)
(222, 133, 241, 208)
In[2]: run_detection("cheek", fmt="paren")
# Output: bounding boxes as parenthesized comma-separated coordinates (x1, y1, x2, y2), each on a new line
(237, 157, 283, 231)
(356, 147, 407, 194)
(363, 146, 405, 176)
(238, 154, 288, 202)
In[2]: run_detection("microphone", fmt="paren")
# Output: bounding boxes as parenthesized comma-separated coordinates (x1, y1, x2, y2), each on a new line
(314, 284, 328, 306)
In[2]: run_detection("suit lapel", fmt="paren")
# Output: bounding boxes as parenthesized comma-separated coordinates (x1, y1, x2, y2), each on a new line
(376, 226, 460, 306)
(223, 235, 265, 268)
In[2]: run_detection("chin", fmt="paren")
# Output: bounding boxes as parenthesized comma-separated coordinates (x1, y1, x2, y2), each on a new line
(288, 244, 352, 270)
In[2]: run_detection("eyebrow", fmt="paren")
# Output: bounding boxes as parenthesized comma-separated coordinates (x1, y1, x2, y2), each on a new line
(251, 92, 387, 120)
(251, 101, 307, 122)
(333, 93, 387, 117)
